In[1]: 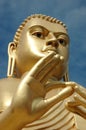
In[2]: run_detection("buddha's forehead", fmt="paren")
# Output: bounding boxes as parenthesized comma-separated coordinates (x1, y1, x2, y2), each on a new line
(24, 18, 67, 34)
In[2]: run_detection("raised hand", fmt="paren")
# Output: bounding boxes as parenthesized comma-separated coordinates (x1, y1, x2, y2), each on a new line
(11, 52, 74, 126)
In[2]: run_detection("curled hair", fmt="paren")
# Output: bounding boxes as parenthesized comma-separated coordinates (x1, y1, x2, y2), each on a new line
(13, 14, 67, 46)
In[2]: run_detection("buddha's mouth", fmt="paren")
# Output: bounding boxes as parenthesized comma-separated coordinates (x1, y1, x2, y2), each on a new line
(42, 47, 57, 53)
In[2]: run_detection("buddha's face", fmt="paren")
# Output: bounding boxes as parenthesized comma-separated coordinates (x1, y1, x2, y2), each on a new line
(14, 17, 70, 78)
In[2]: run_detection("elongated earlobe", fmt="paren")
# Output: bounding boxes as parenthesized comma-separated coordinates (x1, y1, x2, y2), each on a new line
(7, 55, 16, 77)
(7, 42, 16, 77)
(63, 68, 69, 82)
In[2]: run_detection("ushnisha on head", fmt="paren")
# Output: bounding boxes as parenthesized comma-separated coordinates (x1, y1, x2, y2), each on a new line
(7, 14, 70, 81)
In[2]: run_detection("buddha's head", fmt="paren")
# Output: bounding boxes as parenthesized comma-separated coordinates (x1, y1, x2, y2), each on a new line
(7, 14, 70, 81)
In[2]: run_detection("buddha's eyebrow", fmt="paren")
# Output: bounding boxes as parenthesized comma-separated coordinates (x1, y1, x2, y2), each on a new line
(29, 25, 49, 32)
(29, 25, 47, 30)
(54, 32, 68, 36)
(54, 32, 70, 39)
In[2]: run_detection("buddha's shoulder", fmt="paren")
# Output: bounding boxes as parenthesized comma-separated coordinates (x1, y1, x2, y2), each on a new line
(0, 77, 20, 92)
(0, 77, 21, 112)
(0, 77, 21, 96)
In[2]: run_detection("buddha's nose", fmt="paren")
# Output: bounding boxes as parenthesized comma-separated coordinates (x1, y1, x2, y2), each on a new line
(46, 32, 58, 48)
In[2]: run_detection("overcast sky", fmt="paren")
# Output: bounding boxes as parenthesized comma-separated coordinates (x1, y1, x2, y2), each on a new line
(0, 0, 86, 87)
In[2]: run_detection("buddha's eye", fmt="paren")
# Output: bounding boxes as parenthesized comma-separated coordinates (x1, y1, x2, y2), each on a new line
(58, 38, 67, 46)
(32, 32, 44, 39)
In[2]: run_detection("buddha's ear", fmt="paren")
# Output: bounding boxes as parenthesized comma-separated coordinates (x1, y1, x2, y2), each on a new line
(8, 42, 17, 56)
(7, 42, 17, 77)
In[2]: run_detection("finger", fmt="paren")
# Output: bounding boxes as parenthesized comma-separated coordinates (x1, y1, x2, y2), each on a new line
(40, 66, 57, 85)
(36, 55, 61, 81)
(29, 52, 57, 77)
(41, 56, 64, 84)
(45, 82, 67, 92)
(75, 86, 86, 99)
(65, 104, 86, 119)
(75, 107, 86, 119)
(74, 95, 86, 108)
(66, 101, 80, 107)
(44, 86, 74, 108)
(65, 102, 77, 113)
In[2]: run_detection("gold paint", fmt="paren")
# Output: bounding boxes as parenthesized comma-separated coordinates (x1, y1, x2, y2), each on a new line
(0, 14, 86, 130)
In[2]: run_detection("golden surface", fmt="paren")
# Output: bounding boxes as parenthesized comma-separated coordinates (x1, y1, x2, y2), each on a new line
(0, 14, 86, 130)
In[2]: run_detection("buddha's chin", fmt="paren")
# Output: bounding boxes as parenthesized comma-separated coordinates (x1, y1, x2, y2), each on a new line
(52, 65, 67, 80)
(53, 73, 65, 80)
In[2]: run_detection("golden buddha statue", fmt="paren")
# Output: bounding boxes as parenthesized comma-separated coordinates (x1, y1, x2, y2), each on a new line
(0, 14, 86, 130)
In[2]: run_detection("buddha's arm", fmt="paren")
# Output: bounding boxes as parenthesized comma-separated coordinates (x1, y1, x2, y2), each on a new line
(0, 52, 60, 130)
(0, 52, 74, 130)
(0, 106, 25, 130)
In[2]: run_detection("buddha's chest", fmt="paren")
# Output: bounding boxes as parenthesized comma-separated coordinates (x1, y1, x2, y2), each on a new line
(22, 102, 77, 130)
(0, 82, 77, 130)
(0, 92, 13, 113)
(0, 91, 77, 130)
(0, 78, 20, 112)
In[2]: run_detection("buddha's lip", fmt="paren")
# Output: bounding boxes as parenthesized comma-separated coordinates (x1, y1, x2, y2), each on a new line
(42, 48, 57, 53)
